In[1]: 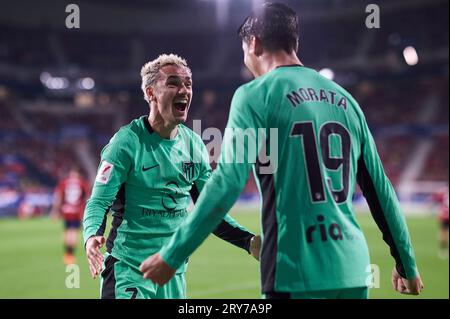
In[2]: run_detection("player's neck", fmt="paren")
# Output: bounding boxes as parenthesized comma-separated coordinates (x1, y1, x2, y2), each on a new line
(147, 115, 178, 140)
(256, 51, 302, 77)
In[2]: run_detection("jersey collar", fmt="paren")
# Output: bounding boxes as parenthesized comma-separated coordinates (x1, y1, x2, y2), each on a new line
(143, 116, 154, 135)
(275, 64, 304, 69)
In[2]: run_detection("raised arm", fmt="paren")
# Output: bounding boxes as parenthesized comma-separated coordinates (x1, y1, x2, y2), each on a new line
(190, 145, 256, 256)
(83, 130, 133, 278)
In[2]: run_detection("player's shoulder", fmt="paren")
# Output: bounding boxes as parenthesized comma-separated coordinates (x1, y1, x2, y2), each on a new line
(235, 75, 268, 97)
(178, 124, 204, 146)
(326, 78, 360, 108)
(118, 116, 143, 137)
(105, 116, 144, 150)
(305, 67, 364, 116)
(110, 117, 143, 142)
(230, 82, 262, 110)
(234, 66, 313, 98)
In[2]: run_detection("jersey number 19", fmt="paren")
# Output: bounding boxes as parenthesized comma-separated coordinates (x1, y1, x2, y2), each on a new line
(290, 121, 351, 204)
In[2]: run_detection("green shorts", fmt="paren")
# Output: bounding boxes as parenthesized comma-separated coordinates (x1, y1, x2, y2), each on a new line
(264, 287, 369, 299)
(100, 253, 186, 299)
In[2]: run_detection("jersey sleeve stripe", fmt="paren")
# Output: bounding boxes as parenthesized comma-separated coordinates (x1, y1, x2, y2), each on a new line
(106, 184, 126, 254)
(255, 161, 280, 293)
(356, 151, 407, 278)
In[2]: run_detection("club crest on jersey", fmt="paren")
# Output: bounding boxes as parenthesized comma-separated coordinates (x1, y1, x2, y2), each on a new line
(182, 161, 194, 181)
(96, 161, 114, 184)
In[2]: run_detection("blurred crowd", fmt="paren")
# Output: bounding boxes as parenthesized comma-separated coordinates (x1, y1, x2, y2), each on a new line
(0, 0, 448, 217)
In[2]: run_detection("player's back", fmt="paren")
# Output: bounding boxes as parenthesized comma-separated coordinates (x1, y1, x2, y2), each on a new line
(58, 176, 90, 219)
(264, 66, 365, 213)
(158, 65, 416, 294)
(245, 65, 371, 292)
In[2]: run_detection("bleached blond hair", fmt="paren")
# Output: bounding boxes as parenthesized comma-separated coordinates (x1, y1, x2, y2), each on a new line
(140, 54, 191, 103)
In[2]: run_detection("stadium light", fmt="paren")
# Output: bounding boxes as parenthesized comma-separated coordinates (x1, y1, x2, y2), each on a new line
(80, 77, 95, 90)
(47, 77, 69, 90)
(319, 68, 335, 80)
(40, 72, 69, 90)
(52, 78, 69, 90)
(403, 46, 419, 66)
(39, 72, 51, 84)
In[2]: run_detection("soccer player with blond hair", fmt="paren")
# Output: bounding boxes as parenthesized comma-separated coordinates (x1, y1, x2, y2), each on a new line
(83, 53, 260, 299)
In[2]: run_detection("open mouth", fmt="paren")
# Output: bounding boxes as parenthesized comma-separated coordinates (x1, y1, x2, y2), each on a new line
(173, 101, 188, 112)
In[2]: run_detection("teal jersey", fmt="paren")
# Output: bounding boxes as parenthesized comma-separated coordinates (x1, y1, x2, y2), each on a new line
(83, 116, 254, 273)
(160, 66, 418, 292)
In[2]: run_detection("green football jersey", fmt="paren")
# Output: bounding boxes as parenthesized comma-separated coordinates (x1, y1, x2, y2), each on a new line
(160, 66, 418, 292)
(83, 116, 254, 274)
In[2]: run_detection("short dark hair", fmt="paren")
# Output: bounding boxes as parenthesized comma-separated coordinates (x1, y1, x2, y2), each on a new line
(238, 2, 299, 54)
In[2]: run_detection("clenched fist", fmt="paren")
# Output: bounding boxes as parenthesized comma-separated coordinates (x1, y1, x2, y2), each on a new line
(249, 235, 262, 261)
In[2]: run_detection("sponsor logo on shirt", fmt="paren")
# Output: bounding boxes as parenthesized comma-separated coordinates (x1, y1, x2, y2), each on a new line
(141, 208, 187, 218)
(142, 164, 159, 172)
(96, 161, 114, 184)
(161, 181, 180, 211)
(306, 215, 359, 244)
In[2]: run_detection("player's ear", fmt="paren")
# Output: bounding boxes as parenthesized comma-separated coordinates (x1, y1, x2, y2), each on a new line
(248, 36, 257, 55)
(146, 86, 156, 102)
(252, 36, 264, 57)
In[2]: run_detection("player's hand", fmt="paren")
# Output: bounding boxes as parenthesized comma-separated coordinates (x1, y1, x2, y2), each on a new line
(140, 253, 176, 286)
(85, 236, 106, 279)
(391, 267, 424, 295)
(249, 235, 261, 261)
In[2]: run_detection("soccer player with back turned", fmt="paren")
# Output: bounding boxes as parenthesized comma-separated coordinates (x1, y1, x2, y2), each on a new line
(50, 165, 90, 265)
(141, 3, 424, 299)
(83, 54, 260, 299)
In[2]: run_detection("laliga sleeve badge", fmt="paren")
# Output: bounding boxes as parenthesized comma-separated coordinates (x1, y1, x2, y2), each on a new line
(96, 161, 114, 184)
